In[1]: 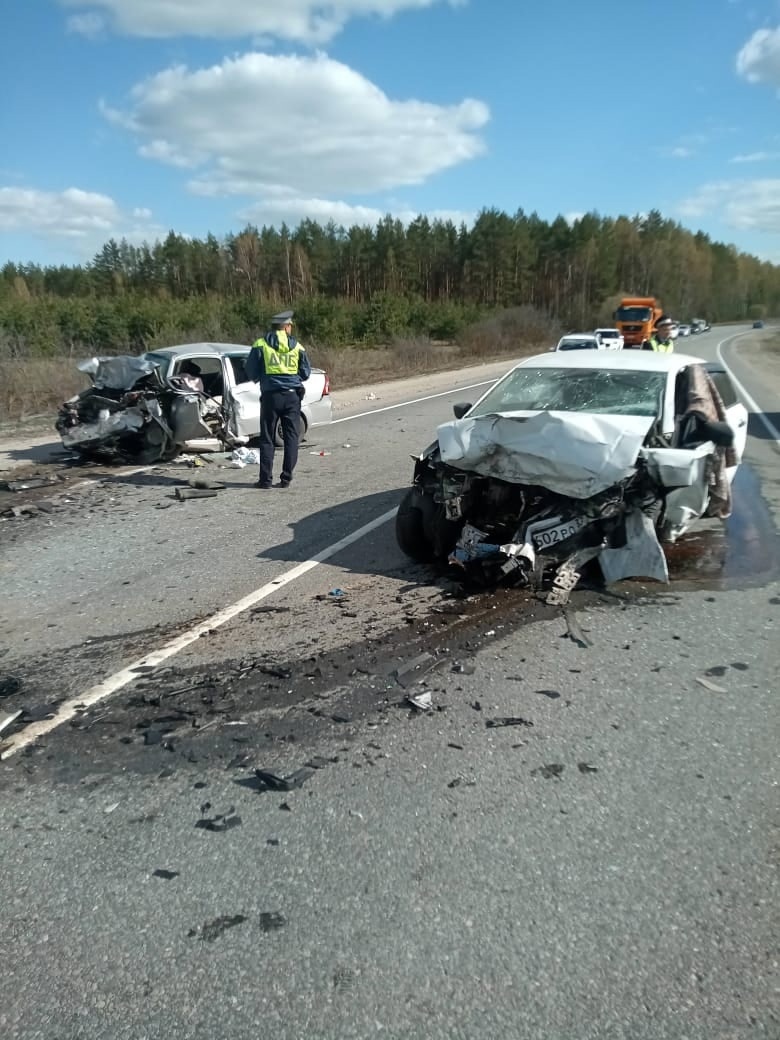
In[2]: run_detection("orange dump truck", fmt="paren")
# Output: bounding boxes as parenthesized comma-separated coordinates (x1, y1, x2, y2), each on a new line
(613, 297, 663, 348)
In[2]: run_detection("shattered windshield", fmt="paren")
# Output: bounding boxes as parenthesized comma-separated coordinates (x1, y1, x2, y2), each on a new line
(469, 366, 666, 418)
(143, 352, 172, 379)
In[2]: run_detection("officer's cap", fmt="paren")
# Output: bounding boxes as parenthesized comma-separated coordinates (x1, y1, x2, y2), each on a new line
(656, 315, 673, 327)
(271, 310, 294, 325)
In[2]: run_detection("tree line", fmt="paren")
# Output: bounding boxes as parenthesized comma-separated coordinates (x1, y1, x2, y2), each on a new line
(1, 208, 777, 358)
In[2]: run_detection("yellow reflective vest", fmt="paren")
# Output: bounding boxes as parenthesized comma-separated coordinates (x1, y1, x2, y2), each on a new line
(649, 336, 673, 353)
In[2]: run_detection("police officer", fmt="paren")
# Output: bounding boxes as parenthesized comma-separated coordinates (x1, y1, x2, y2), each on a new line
(644, 316, 675, 353)
(247, 310, 311, 489)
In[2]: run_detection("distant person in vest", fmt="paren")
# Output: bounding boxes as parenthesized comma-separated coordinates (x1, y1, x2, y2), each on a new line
(644, 315, 675, 353)
(247, 310, 311, 489)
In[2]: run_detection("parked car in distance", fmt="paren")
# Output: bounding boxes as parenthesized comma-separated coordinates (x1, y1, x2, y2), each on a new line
(396, 350, 747, 598)
(555, 334, 602, 352)
(669, 322, 680, 340)
(678, 324, 691, 337)
(594, 328, 624, 350)
(753, 320, 764, 329)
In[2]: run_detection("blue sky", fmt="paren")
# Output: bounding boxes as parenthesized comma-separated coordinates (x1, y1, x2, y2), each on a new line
(1, 0, 779, 267)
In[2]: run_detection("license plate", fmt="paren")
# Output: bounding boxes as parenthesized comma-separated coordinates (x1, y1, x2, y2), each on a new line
(532, 515, 590, 549)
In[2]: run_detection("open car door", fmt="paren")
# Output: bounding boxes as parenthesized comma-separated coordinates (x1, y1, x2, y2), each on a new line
(705, 362, 748, 473)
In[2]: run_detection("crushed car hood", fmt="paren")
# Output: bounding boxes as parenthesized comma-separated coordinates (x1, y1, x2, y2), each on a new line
(437, 411, 655, 499)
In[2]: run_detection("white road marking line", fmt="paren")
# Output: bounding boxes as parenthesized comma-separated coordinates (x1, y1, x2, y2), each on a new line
(717, 332, 780, 444)
(0, 505, 399, 760)
(330, 378, 496, 424)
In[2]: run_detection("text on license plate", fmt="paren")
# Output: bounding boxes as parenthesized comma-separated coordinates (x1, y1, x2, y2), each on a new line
(532, 515, 590, 549)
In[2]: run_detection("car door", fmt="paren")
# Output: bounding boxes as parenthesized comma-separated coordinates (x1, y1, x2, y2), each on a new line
(224, 353, 260, 439)
(168, 353, 227, 448)
(705, 363, 748, 467)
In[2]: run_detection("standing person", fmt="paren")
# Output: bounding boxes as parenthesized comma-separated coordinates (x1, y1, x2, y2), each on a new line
(247, 310, 311, 489)
(643, 316, 675, 353)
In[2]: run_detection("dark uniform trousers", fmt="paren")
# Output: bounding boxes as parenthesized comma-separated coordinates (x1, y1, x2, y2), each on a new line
(258, 387, 303, 486)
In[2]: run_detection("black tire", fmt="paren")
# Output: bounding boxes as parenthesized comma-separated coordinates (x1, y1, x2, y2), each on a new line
(396, 488, 435, 562)
(274, 414, 306, 447)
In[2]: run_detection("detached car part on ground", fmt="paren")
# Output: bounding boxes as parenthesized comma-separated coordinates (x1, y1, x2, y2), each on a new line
(397, 352, 747, 602)
(56, 343, 332, 464)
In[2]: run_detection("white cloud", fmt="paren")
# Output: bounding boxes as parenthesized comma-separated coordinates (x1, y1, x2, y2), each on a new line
(729, 151, 780, 162)
(0, 186, 160, 250)
(564, 211, 585, 226)
(678, 179, 780, 233)
(66, 11, 104, 36)
(669, 146, 694, 159)
(105, 52, 489, 199)
(737, 26, 780, 88)
(238, 195, 474, 228)
(60, 0, 462, 44)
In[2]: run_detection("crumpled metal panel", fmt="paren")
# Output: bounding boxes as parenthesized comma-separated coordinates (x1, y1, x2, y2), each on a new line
(437, 411, 654, 499)
(78, 355, 159, 391)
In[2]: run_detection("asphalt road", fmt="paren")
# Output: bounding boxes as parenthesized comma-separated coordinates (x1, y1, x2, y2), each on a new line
(1, 325, 778, 1040)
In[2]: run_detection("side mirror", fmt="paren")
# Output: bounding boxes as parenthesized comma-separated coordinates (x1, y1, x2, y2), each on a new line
(453, 402, 472, 419)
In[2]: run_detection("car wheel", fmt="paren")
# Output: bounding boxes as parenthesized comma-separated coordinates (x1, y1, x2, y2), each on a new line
(273, 414, 306, 447)
(396, 487, 435, 562)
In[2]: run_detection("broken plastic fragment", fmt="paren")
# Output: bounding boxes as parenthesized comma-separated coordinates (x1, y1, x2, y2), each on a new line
(531, 763, 564, 779)
(485, 717, 533, 728)
(152, 868, 179, 880)
(195, 810, 242, 832)
(406, 691, 433, 712)
(254, 767, 314, 792)
(695, 676, 727, 693)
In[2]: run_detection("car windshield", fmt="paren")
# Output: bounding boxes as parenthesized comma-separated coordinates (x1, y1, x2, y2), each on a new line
(616, 306, 652, 322)
(596, 330, 618, 338)
(143, 352, 172, 377)
(559, 340, 597, 351)
(469, 366, 666, 418)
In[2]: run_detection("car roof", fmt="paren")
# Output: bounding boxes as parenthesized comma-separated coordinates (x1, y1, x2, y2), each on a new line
(517, 350, 705, 373)
(594, 327, 619, 333)
(147, 342, 251, 358)
(559, 333, 599, 341)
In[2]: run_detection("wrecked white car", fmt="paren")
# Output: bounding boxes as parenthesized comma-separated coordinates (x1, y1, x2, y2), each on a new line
(396, 352, 747, 600)
(56, 343, 332, 464)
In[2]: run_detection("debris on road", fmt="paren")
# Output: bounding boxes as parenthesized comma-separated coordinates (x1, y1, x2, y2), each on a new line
(195, 808, 243, 832)
(577, 762, 599, 774)
(451, 660, 476, 675)
(254, 767, 315, 792)
(448, 775, 477, 789)
(537, 689, 561, 700)
(230, 447, 260, 467)
(188, 914, 247, 942)
(485, 716, 533, 728)
(532, 763, 565, 779)
(175, 486, 219, 500)
(695, 675, 727, 693)
(1, 477, 57, 492)
(0, 710, 22, 737)
(406, 691, 433, 712)
(152, 868, 180, 880)
(392, 651, 435, 688)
